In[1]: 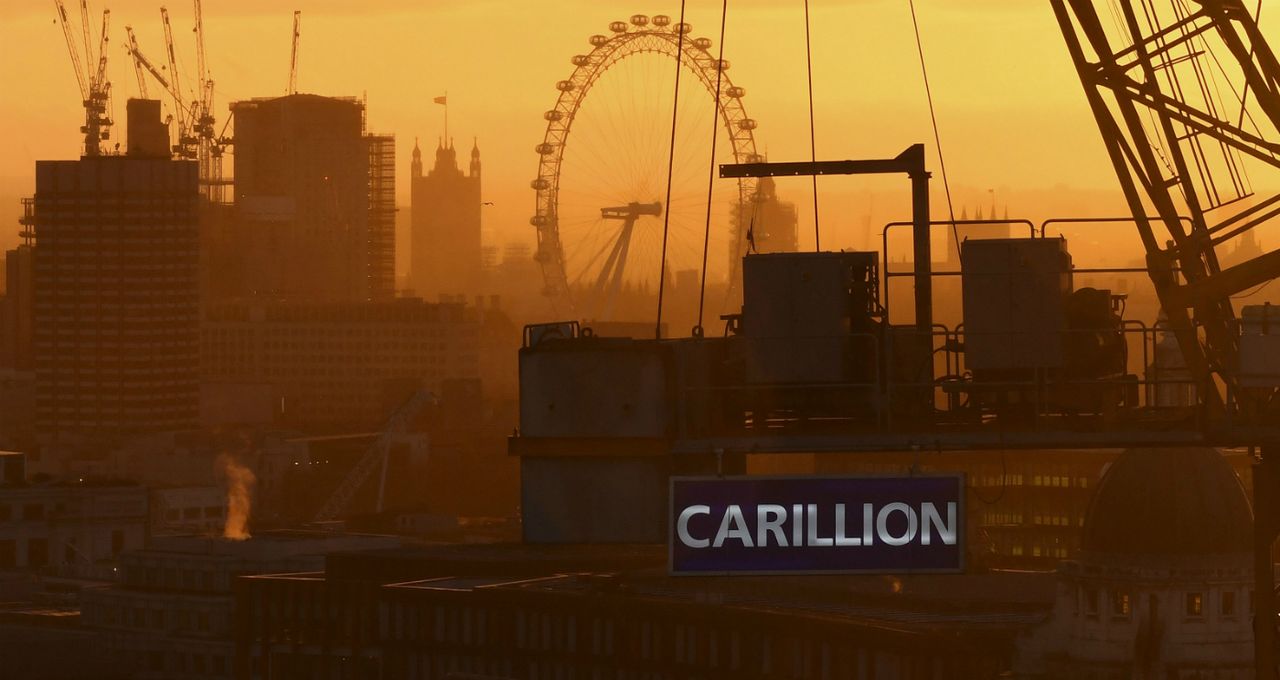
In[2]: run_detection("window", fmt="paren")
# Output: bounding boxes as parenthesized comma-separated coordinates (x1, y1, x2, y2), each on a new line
(0, 505, 10, 521)
(1111, 591, 1131, 618)
(0, 540, 15, 568)
(1186, 593, 1204, 617)
(27, 538, 48, 567)
(1085, 588, 1099, 616)
(22, 504, 43, 521)
(1222, 591, 1237, 617)
(111, 530, 124, 555)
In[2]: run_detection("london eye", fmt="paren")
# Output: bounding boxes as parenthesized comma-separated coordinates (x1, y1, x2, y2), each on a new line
(530, 14, 762, 326)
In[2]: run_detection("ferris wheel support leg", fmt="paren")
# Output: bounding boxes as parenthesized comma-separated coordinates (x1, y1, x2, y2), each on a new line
(1256, 447, 1280, 678)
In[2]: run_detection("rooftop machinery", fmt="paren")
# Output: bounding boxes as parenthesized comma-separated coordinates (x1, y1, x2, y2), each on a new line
(512, 0, 1280, 672)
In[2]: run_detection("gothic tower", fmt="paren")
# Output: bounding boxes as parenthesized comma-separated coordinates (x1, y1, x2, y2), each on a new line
(410, 138, 482, 300)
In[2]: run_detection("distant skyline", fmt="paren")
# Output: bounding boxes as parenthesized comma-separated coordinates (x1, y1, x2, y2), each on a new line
(2, 0, 1277, 263)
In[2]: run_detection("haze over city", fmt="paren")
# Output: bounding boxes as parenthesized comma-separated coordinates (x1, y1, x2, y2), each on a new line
(3, 0, 1222, 264)
(2, 0, 1280, 678)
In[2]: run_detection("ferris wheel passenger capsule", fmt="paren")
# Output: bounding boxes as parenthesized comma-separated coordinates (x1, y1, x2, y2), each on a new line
(726, 86, 746, 98)
(531, 178, 551, 190)
(590, 34, 609, 47)
(693, 37, 712, 51)
(530, 215, 549, 227)
(536, 143, 556, 155)
(572, 55, 591, 66)
(609, 21, 628, 33)
(630, 14, 649, 26)
(652, 14, 671, 26)
(556, 80, 577, 92)
(674, 22, 693, 35)
(737, 119, 758, 131)
(544, 110, 564, 121)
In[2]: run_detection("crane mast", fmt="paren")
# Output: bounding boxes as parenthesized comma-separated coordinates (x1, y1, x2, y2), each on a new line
(1052, 0, 1280, 673)
(1052, 0, 1280, 420)
(288, 10, 301, 95)
(159, 6, 186, 140)
(53, 0, 111, 156)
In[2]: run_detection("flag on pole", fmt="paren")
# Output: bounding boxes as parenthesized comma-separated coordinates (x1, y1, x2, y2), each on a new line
(433, 96, 447, 105)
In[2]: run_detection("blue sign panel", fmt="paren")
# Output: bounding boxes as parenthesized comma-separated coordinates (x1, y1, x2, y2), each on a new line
(670, 475, 965, 575)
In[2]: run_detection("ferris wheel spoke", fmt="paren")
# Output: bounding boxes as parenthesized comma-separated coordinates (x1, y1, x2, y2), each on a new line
(533, 18, 760, 315)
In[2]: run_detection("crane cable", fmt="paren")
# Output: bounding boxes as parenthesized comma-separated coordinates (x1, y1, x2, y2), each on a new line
(656, 0, 690, 340)
(697, 0, 731, 335)
(907, 0, 961, 250)
(804, 0, 821, 251)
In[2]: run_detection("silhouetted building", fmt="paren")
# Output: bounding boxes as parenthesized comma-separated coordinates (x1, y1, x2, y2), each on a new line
(224, 94, 394, 301)
(0, 242, 33, 370)
(743, 176, 798, 254)
(201, 299, 481, 431)
(0, 453, 147, 578)
(410, 138, 482, 300)
(235, 544, 1052, 680)
(1018, 447, 1253, 675)
(82, 531, 400, 680)
(31, 131, 200, 438)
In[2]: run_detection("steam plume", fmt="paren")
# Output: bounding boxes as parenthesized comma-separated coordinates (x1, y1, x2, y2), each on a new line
(215, 453, 257, 541)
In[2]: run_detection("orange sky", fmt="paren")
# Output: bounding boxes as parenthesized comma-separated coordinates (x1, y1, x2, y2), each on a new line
(3, 0, 1273, 264)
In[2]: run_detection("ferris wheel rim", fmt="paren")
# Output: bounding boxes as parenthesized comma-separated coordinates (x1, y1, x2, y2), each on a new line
(530, 17, 761, 316)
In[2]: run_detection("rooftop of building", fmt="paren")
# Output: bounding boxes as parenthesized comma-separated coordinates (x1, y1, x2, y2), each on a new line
(378, 567, 1054, 635)
(231, 92, 363, 108)
(1081, 446, 1252, 559)
(136, 530, 401, 561)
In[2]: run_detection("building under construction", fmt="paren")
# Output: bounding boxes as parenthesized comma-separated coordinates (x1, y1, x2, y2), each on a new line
(204, 94, 395, 302)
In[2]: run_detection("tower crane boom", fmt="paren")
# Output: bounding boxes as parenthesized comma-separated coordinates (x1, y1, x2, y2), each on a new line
(124, 26, 147, 98)
(313, 389, 435, 523)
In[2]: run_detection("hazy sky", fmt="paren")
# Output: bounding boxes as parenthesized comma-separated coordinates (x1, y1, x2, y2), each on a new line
(1, 0, 1257, 259)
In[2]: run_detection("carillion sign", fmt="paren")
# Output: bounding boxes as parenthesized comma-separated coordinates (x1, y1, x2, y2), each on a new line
(670, 475, 965, 575)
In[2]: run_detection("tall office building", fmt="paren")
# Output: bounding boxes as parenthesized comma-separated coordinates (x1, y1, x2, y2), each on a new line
(410, 139, 482, 300)
(32, 102, 200, 437)
(224, 94, 394, 301)
(0, 242, 33, 370)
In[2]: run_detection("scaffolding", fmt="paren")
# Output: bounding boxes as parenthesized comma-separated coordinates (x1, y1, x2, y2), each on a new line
(366, 133, 396, 299)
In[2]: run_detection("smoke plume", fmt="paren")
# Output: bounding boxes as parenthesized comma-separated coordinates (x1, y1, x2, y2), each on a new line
(215, 453, 257, 541)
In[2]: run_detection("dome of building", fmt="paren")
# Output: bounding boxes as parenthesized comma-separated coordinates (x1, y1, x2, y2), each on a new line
(1081, 447, 1251, 558)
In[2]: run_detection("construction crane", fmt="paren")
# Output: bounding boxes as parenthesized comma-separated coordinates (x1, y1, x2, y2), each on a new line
(124, 26, 147, 98)
(1051, 1, 1280, 673)
(189, 0, 226, 202)
(159, 6, 191, 152)
(52, 0, 112, 156)
(288, 10, 301, 95)
(313, 389, 435, 523)
(123, 25, 188, 154)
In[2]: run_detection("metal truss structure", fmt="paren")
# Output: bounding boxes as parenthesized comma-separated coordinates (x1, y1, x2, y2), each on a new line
(530, 14, 762, 316)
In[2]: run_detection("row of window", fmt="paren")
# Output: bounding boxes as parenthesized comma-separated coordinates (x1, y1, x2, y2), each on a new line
(1080, 587, 1247, 620)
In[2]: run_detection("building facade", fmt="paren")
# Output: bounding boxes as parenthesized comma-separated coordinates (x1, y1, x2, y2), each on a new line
(1018, 447, 1255, 677)
(0, 457, 148, 579)
(234, 544, 1050, 680)
(201, 299, 481, 431)
(82, 531, 400, 680)
(32, 153, 200, 438)
(0, 241, 33, 371)
(224, 94, 393, 301)
(410, 139, 482, 301)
